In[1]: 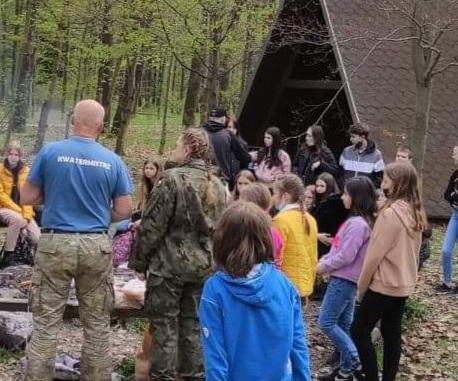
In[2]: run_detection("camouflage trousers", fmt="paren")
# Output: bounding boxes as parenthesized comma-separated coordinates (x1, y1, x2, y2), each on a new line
(145, 276, 204, 381)
(25, 233, 114, 381)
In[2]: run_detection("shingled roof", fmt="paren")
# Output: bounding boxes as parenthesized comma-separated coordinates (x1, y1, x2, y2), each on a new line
(238, 0, 458, 218)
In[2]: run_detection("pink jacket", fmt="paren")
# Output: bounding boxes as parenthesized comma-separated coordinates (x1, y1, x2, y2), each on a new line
(271, 227, 284, 269)
(251, 150, 291, 185)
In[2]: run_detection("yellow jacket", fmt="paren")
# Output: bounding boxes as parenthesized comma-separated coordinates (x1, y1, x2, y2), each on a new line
(0, 163, 34, 221)
(273, 209, 318, 297)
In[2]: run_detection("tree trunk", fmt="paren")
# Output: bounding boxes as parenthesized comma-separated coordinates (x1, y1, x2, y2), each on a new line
(105, 57, 121, 131)
(114, 59, 144, 155)
(0, 5, 8, 101)
(158, 55, 174, 155)
(10, 0, 24, 90)
(409, 1, 431, 185)
(219, 58, 231, 106)
(411, 81, 432, 183)
(34, 74, 58, 153)
(207, 44, 219, 109)
(61, 13, 70, 117)
(95, 0, 114, 131)
(9, 0, 38, 132)
(72, 24, 88, 107)
(182, 55, 203, 127)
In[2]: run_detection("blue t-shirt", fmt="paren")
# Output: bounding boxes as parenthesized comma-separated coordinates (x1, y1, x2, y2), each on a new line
(28, 136, 133, 232)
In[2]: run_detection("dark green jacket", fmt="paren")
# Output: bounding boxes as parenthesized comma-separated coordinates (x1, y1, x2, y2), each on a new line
(129, 159, 227, 282)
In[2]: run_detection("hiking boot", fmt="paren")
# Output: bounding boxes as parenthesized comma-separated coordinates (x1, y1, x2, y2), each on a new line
(435, 283, 454, 293)
(317, 367, 340, 381)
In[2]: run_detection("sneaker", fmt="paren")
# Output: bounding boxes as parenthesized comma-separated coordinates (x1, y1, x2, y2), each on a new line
(317, 367, 339, 381)
(435, 283, 454, 293)
(352, 364, 366, 381)
(334, 370, 353, 381)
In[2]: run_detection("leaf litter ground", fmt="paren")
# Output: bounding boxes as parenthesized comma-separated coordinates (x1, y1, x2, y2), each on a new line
(0, 229, 457, 380)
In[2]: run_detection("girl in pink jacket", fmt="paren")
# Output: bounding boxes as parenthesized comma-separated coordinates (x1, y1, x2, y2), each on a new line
(251, 127, 291, 187)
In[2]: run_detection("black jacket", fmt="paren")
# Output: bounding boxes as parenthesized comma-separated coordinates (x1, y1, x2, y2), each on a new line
(203, 121, 251, 183)
(310, 193, 348, 258)
(293, 146, 338, 186)
(444, 169, 458, 209)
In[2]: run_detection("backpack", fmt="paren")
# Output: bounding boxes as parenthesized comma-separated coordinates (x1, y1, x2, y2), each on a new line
(112, 229, 135, 268)
(0, 234, 35, 268)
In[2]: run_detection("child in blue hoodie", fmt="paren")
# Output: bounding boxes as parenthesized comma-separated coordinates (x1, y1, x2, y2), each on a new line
(199, 201, 312, 381)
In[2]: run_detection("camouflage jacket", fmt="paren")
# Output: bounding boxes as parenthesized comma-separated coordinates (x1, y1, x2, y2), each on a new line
(129, 159, 227, 282)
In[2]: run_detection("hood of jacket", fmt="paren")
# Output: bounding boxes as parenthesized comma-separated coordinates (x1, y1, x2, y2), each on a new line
(215, 263, 276, 307)
(203, 120, 226, 133)
(387, 199, 418, 235)
(355, 139, 376, 155)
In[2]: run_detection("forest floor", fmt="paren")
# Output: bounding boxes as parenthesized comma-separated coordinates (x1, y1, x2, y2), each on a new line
(0, 229, 457, 380)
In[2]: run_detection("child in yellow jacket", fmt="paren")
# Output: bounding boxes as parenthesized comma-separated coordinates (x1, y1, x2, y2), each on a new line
(273, 174, 318, 298)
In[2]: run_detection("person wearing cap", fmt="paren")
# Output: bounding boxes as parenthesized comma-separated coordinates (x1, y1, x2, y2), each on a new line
(203, 106, 251, 188)
(21, 99, 133, 381)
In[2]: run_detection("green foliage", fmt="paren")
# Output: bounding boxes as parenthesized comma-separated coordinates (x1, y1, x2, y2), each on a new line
(116, 356, 136, 380)
(0, 348, 20, 365)
(126, 318, 147, 334)
(403, 297, 429, 329)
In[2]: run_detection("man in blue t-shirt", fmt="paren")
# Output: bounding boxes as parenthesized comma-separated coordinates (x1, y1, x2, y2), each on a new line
(21, 100, 133, 381)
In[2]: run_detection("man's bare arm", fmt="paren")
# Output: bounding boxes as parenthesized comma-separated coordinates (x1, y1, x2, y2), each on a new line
(20, 181, 43, 205)
(112, 195, 133, 222)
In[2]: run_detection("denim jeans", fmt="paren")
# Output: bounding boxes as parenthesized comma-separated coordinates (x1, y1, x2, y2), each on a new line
(318, 277, 358, 371)
(442, 209, 458, 284)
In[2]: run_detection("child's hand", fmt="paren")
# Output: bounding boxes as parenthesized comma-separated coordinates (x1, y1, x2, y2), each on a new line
(318, 233, 333, 246)
(316, 262, 325, 274)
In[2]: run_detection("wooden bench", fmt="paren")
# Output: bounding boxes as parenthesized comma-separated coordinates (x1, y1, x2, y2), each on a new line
(0, 298, 146, 319)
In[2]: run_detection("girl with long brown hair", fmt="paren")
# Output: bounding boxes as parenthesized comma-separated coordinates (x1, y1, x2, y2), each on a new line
(251, 127, 291, 187)
(129, 127, 227, 381)
(272, 174, 318, 298)
(138, 157, 163, 212)
(199, 202, 311, 381)
(351, 161, 426, 381)
(231, 169, 256, 202)
(293, 124, 338, 186)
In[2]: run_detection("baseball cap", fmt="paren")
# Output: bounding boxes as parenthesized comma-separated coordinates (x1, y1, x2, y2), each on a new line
(209, 106, 227, 118)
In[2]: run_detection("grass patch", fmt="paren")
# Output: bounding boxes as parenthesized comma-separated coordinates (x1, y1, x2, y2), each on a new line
(126, 318, 147, 334)
(0, 348, 21, 365)
(116, 356, 136, 381)
(403, 297, 429, 330)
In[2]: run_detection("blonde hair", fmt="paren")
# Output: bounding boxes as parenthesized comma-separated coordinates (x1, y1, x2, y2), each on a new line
(4, 140, 23, 158)
(274, 174, 310, 234)
(179, 127, 217, 205)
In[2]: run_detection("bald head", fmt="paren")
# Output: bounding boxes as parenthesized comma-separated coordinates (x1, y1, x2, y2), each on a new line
(72, 100, 105, 138)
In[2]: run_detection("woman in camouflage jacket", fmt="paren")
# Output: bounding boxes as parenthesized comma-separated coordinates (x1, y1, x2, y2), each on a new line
(129, 127, 227, 381)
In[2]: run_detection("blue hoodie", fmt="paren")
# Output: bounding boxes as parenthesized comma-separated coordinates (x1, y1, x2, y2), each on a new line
(199, 263, 312, 381)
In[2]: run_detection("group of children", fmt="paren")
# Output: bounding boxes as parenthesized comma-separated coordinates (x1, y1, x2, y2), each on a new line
(108, 122, 458, 381)
(202, 161, 425, 381)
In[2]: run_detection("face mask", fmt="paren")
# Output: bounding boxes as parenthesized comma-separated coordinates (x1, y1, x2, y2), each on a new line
(355, 141, 363, 150)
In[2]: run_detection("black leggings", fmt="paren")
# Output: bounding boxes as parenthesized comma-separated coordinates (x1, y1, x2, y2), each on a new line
(351, 289, 407, 381)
